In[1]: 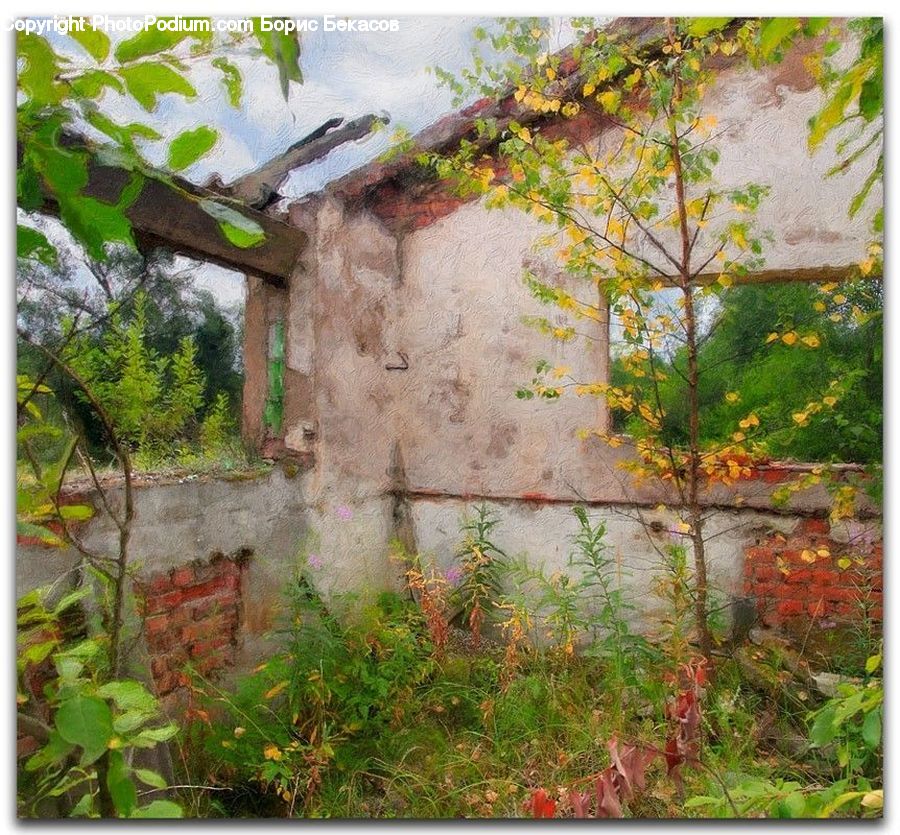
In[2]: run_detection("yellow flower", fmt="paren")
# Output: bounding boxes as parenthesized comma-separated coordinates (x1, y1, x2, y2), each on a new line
(264, 744, 282, 761)
(725, 391, 740, 403)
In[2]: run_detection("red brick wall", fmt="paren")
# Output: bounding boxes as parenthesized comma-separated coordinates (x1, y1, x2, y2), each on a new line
(744, 518, 882, 629)
(135, 550, 250, 698)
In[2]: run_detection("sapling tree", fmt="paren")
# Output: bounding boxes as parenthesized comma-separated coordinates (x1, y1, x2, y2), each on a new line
(419, 17, 870, 657)
(16, 16, 304, 817)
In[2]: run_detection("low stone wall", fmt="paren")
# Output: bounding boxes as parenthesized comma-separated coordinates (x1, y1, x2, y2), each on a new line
(16, 468, 883, 707)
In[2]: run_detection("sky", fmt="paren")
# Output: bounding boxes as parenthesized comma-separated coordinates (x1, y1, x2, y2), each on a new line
(28, 16, 581, 306)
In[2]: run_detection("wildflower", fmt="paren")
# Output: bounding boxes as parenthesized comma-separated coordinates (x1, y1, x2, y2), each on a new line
(444, 566, 463, 586)
(335, 505, 353, 521)
(307, 553, 323, 569)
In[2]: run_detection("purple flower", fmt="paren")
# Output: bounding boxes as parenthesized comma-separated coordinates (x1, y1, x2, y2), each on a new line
(444, 566, 463, 586)
(335, 505, 353, 521)
(307, 553, 323, 570)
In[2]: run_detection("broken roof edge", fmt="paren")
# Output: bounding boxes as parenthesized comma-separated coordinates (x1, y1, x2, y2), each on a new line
(320, 17, 689, 204)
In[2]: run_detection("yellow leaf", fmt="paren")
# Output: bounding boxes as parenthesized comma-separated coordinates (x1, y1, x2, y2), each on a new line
(598, 90, 620, 112)
(802, 334, 821, 348)
(518, 127, 532, 144)
(545, 67, 556, 81)
(837, 557, 852, 570)
(800, 549, 817, 563)
(833, 293, 847, 305)
(816, 548, 830, 558)
(552, 365, 571, 380)
(725, 391, 740, 403)
(861, 791, 883, 811)
(717, 273, 733, 288)
(264, 681, 288, 700)
(732, 431, 746, 442)
(766, 332, 779, 344)
(583, 82, 596, 97)
(677, 521, 692, 534)
(792, 412, 809, 426)
(739, 413, 760, 430)
(823, 396, 837, 407)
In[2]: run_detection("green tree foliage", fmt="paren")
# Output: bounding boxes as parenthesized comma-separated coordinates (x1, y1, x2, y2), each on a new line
(16, 16, 304, 268)
(612, 281, 882, 464)
(65, 293, 233, 465)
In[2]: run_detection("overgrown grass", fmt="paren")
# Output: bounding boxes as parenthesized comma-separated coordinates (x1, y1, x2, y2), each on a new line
(174, 589, 878, 819)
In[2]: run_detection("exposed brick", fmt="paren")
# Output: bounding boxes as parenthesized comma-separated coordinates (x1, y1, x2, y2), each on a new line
(802, 518, 831, 536)
(144, 589, 184, 615)
(753, 564, 778, 583)
(189, 636, 233, 659)
(172, 566, 195, 587)
(148, 573, 173, 594)
(776, 599, 805, 617)
(822, 586, 858, 603)
(145, 614, 170, 636)
(785, 568, 813, 585)
(196, 651, 232, 677)
(808, 600, 827, 618)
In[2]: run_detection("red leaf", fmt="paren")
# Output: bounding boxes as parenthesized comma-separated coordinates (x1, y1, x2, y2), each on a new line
(568, 790, 591, 818)
(525, 787, 557, 818)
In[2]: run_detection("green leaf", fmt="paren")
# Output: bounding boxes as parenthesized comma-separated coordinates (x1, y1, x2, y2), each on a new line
(252, 21, 303, 98)
(865, 651, 882, 674)
(52, 587, 91, 615)
(862, 708, 881, 749)
(97, 680, 158, 713)
(17, 226, 57, 266)
(60, 195, 137, 261)
(17, 160, 44, 211)
(199, 199, 266, 248)
(809, 703, 836, 747)
(119, 62, 196, 112)
(20, 639, 58, 667)
(58, 504, 95, 522)
(69, 792, 94, 817)
(70, 24, 111, 62)
(685, 18, 731, 38)
(25, 730, 75, 772)
(115, 23, 191, 63)
(167, 126, 218, 171)
(779, 791, 807, 818)
(132, 723, 179, 747)
(16, 520, 64, 547)
(134, 768, 168, 789)
(107, 750, 138, 817)
(212, 57, 242, 107)
(859, 77, 882, 121)
(129, 800, 183, 818)
(70, 69, 124, 100)
(17, 34, 63, 105)
(55, 695, 114, 765)
(758, 18, 800, 61)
